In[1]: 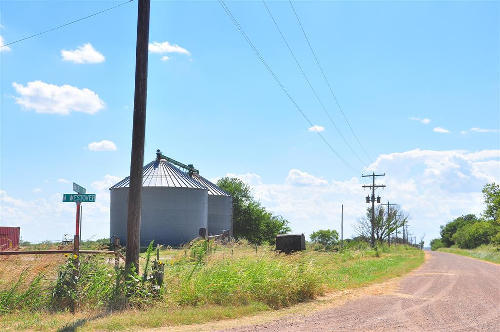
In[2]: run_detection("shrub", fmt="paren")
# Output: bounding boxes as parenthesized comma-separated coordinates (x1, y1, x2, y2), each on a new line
(343, 238, 371, 251)
(52, 255, 115, 311)
(440, 214, 479, 247)
(452, 221, 497, 249)
(491, 232, 500, 246)
(310, 229, 339, 250)
(430, 238, 444, 251)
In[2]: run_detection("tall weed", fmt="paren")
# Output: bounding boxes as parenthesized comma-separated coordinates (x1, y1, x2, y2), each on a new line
(0, 270, 47, 313)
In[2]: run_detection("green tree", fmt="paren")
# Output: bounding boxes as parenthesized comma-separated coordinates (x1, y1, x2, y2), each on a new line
(430, 238, 444, 251)
(482, 183, 500, 222)
(310, 229, 339, 249)
(217, 177, 290, 244)
(451, 221, 497, 249)
(439, 214, 479, 247)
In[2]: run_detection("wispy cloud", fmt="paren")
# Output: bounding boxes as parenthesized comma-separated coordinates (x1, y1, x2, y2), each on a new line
(149, 41, 190, 55)
(433, 127, 450, 134)
(12, 81, 104, 115)
(88, 140, 117, 151)
(57, 178, 70, 184)
(409, 117, 431, 124)
(308, 125, 325, 133)
(470, 127, 499, 133)
(61, 43, 104, 64)
(0, 35, 11, 52)
(161, 55, 170, 61)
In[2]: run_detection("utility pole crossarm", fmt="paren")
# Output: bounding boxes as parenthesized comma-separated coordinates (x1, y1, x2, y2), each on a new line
(362, 172, 385, 178)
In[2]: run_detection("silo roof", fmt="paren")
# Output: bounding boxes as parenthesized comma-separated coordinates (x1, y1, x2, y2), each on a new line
(190, 173, 231, 197)
(110, 159, 207, 189)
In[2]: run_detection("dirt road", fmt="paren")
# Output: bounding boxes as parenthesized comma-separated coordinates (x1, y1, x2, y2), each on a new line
(227, 251, 500, 331)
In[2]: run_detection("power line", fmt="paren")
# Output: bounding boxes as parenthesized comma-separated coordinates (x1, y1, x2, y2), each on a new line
(218, 0, 356, 172)
(288, 0, 373, 162)
(262, 0, 367, 167)
(1, 0, 134, 48)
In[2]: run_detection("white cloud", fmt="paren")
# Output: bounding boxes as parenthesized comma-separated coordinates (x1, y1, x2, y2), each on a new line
(220, 149, 500, 246)
(433, 127, 450, 134)
(32, 188, 42, 193)
(0, 35, 10, 52)
(409, 117, 431, 124)
(225, 173, 263, 186)
(0, 174, 118, 242)
(308, 125, 325, 133)
(161, 56, 170, 61)
(57, 178, 70, 184)
(88, 140, 117, 152)
(286, 169, 327, 186)
(149, 41, 190, 55)
(12, 81, 105, 115)
(61, 43, 105, 64)
(92, 174, 121, 191)
(469, 127, 499, 133)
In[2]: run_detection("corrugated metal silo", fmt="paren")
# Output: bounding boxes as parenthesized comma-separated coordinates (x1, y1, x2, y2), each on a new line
(110, 151, 208, 247)
(189, 173, 233, 236)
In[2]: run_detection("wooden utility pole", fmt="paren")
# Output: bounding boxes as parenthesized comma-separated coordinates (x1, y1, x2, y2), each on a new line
(126, 0, 151, 272)
(362, 172, 385, 247)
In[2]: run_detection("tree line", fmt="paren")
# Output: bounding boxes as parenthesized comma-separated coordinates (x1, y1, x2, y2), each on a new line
(430, 183, 500, 250)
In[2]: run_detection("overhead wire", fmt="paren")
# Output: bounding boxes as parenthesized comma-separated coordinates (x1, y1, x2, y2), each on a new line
(288, 0, 374, 162)
(262, 0, 367, 167)
(1, 0, 134, 48)
(217, 0, 357, 172)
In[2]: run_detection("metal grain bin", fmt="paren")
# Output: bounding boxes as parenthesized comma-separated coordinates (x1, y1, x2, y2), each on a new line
(275, 234, 306, 254)
(110, 153, 208, 247)
(189, 173, 233, 236)
(0, 226, 20, 251)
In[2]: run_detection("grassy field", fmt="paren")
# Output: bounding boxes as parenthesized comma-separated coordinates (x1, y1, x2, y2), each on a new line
(0, 241, 424, 331)
(438, 245, 500, 264)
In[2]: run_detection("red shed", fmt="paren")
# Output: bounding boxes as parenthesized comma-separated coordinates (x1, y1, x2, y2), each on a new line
(0, 227, 20, 251)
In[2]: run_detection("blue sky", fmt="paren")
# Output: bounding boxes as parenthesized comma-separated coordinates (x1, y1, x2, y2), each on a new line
(1, 0, 499, 244)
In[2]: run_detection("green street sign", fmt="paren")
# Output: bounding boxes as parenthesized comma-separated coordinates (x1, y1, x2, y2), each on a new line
(63, 193, 96, 203)
(73, 182, 86, 194)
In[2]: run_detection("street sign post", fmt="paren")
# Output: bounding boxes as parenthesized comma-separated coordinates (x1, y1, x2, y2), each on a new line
(62, 188, 95, 259)
(63, 194, 96, 203)
(73, 182, 86, 194)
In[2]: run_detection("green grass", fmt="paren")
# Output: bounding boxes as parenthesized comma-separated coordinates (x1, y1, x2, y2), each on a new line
(0, 242, 423, 331)
(438, 244, 500, 264)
